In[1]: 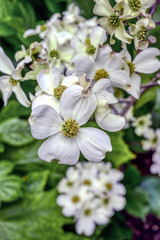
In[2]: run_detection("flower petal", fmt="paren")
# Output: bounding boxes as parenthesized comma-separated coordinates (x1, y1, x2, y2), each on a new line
(37, 67, 62, 94)
(128, 73, 141, 99)
(29, 105, 63, 139)
(93, 0, 114, 17)
(76, 127, 112, 162)
(12, 83, 30, 107)
(92, 78, 111, 93)
(38, 132, 80, 165)
(0, 76, 12, 106)
(60, 85, 97, 125)
(0, 47, 14, 75)
(96, 112, 125, 132)
(109, 70, 130, 90)
(133, 48, 160, 73)
(32, 93, 60, 112)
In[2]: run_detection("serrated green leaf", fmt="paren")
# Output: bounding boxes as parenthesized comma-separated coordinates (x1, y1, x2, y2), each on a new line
(134, 87, 157, 110)
(0, 161, 14, 176)
(0, 118, 34, 146)
(25, 170, 49, 193)
(0, 100, 30, 122)
(140, 177, 160, 218)
(105, 132, 136, 167)
(0, 142, 5, 153)
(122, 165, 142, 189)
(154, 87, 160, 114)
(0, 175, 22, 202)
(0, 190, 88, 240)
(125, 188, 149, 220)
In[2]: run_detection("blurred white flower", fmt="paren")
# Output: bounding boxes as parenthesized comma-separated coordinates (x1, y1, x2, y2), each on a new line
(132, 114, 152, 136)
(0, 47, 30, 107)
(57, 162, 126, 236)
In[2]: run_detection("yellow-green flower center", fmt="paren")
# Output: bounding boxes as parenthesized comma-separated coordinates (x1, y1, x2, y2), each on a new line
(54, 84, 67, 99)
(137, 27, 147, 41)
(86, 45, 96, 55)
(127, 61, 135, 74)
(106, 182, 113, 190)
(94, 69, 109, 81)
(41, 24, 46, 32)
(67, 181, 73, 186)
(62, 118, 79, 138)
(50, 50, 60, 59)
(103, 198, 109, 205)
(128, 0, 141, 11)
(109, 14, 120, 27)
(10, 76, 19, 86)
(84, 209, 92, 216)
(85, 38, 91, 45)
(83, 179, 91, 185)
(72, 195, 80, 203)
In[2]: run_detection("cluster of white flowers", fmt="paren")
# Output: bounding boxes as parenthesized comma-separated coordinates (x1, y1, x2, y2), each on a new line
(131, 113, 160, 176)
(0, 3, 159, 165)
(57, 162, 126, 236)
(93, 0, 156, 50)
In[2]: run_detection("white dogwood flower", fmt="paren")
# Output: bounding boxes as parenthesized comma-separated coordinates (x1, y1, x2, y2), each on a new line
(29, 96, 112, 164)
(0, 47, 30, 107)
(132, 114, 152, 136)
(57, 162, 126, 236)
(93, 0, 133, 44)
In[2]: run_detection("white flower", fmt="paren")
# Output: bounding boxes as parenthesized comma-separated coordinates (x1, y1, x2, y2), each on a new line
(115, 0, 156, 19)
(0, 47, 30, 107)
(129, 17, 155, 50)
(62, 3, 84, 24)
(68, 45, 130, 91)
(57, 162, 126, 236)
(150, 129, 160, 176)
(132, 114, 152, 136)
(93, 0, 133, 44)
(29, 95, 112, 164)
(141, 128, 157, 151)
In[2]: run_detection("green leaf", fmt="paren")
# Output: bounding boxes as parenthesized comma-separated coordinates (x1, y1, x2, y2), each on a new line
(125, 188, 149, 220)
(0, 21, 16, 37)
(105, 132, 136, 167)
(134, 87, 157, 110)
(0, 161, 14, 176)
(0, 190, 88, 240)
(24, 170, 49, 193)
(122, 165, 142, 189)
(45, 0, 66, 13)
(140, 177, 160, 218)
(0, 175, 22, 202)
(0, 143, 5, 153)
(0, 118, 34, 146)
(0, 100, 30, 122)
(154, 87, 160, 114)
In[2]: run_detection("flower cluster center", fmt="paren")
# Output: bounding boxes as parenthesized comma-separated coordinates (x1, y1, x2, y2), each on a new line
(54, 84, 67, 99)
(41, 24, 46, 32)
(94, 69, 109, 81)
(127, 61, 135, 74)
(72, 195, 80, 203)
(10, 76, 19, 86)
(84, 209, 92, 216)
(85, 37, 96, 55)
(128, 0, 141, 11)
(108, 14, 120, 27)
(137, 27, 147, 41)
(62, 118, 79, 138)
(50, 49, 60, 59)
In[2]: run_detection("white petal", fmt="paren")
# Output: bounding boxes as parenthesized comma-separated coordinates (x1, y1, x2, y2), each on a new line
(109, 70, 130, 89)
(128, 73, 141, 99)
(23, 29, 39, 38)
(76, 128, 112, 162)
(133, 48, 160, 74)
(37, 67, 61, 94)
(76, 218, 96, 236)
(38, 133, 80, 164)
(96, 112, 125, 132)
(29, 105, 63, 139)
(32, 93, 60, 112)
(93, 0, 114, 17)
(61, 75, 79, 87)
(92, 78, 111, 93)
(0, 47, 14, 75)
(12, 83, 30, 107)
(60, 85, 97, 125)
(0, 76, 12, 106)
